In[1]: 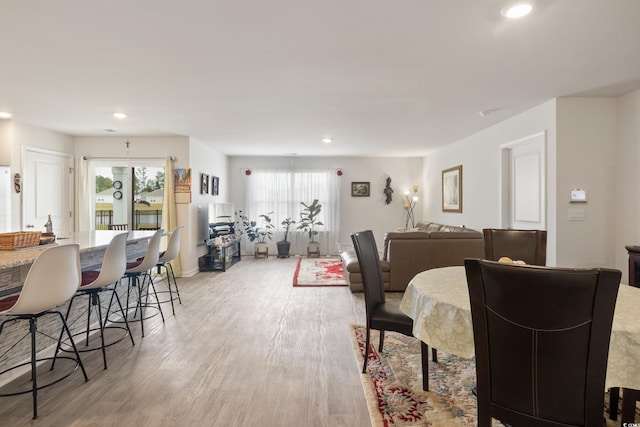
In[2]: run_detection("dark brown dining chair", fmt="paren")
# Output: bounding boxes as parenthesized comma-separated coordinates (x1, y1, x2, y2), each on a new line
(108, 224, 128, 231)
(464, 258, 621, 427)
(351, 230, 437, 391)
(483, 228, 547, 265)
(609, 245, 640, 421)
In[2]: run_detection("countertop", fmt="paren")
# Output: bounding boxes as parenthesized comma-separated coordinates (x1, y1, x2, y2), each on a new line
(0, 230, 156, 270)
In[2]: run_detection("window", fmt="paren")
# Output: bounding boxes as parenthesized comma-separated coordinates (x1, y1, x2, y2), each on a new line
(245, 168, 341, 255)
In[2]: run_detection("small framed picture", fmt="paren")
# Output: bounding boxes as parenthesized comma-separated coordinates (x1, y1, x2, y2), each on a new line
(212, 176, 219, 196)
(200, 173, 209, 194)
(442, 165, 462, 212)
(351, 182, 370, 197)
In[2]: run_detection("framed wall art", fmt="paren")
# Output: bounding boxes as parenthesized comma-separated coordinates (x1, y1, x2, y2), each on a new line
(212, 176, 219, 196)
(442, 165, 462, 212)
(200, 173, 209, 194)
(351, 182, 370, 197)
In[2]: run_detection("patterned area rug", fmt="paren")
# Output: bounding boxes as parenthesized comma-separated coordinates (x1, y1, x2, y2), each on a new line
(348, 325, 633, 427)
(292, 258, 348, 287)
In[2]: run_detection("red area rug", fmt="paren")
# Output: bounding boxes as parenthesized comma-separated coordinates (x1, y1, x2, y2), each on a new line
(292, 258, 348, 287)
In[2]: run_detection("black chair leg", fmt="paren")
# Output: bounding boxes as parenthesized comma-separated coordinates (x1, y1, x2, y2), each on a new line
(147, 275, 165, 322)
(168, 263, 181, 304)
(621, 388, 640, 424)
(421, 341, 429, 391)
(432, 347, 438, 363)
(29, 317, 38, 419)
(362, 327, 371, 373)
(610, 387, 619, 420)
(111, 288, 135, 346)
(94, 293, 108, 370)
(51, 294, 78, 370)
(378, 330, 385, 352)
(55, 311, 89, 383)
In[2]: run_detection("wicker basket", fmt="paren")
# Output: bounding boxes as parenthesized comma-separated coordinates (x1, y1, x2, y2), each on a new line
(0, 231, 42, 250)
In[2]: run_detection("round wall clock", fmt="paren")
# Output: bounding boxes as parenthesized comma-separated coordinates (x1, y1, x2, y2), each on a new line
(113, 180, 123, 190)
(113, 190, 123, 200)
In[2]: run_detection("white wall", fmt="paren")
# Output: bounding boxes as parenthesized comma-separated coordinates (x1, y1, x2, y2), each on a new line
(0, 120, 11, 166)
(228, 156, 423, 252)
(556, 97, 617, 268)
(423, 100, 558, 264)
(615, 89, 640, 283)
(187, 138, 229, 275)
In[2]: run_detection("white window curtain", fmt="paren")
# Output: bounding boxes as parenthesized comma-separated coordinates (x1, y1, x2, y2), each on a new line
(245, 168, 341, 256)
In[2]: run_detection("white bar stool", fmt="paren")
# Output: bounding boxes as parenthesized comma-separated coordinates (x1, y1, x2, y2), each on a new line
(121, 229, 164, 337)
(0, 244, 88, 419)
(155, 226, 183, 315)
(54, 232, 134, 370)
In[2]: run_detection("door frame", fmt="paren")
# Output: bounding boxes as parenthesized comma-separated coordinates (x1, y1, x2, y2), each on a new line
(22, 145, 74, 235)
(500, 131, 546, 230)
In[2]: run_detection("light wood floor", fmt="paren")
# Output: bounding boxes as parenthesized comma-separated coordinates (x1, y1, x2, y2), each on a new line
(0, 256, 376, 426)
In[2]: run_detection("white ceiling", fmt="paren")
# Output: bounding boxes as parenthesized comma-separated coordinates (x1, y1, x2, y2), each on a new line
(1, 0, 639, 157)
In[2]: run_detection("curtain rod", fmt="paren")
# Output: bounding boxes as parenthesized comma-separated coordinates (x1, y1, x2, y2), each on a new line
(83, 156, 176, 161)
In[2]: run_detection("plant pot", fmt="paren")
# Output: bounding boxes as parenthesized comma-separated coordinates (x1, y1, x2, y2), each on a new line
(255, 242, 269, 258)
(307, 241, 320, 258)
(277, 241, 291, 258)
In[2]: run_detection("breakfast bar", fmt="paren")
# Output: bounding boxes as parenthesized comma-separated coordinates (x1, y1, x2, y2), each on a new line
(0, 230, 156, 295)
(0, 230, 156, 378)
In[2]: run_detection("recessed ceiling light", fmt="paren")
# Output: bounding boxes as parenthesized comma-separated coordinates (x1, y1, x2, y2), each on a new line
(501, 3, 532, 19)
(322, 137, 333, 144)
(0, 112, 12, 119)
(113, 112, 127, 119)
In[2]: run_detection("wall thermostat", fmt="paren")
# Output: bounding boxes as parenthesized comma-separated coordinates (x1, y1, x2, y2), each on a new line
(570, 189, 587, 203)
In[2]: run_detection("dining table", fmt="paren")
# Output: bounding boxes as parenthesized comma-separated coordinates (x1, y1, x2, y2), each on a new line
(399, 265, 640, 392)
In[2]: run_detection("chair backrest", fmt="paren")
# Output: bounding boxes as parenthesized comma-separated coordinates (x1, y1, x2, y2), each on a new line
(351, 230, 385, 325)
(108, 224, 128, 230)
(9, 244, 81, 315)
(128, 229, 164, 273)
(483, 228, 547, 265)
(159, 225, 183, 263)
(464, 258, 621, 427)
(84, 232, 129, 289)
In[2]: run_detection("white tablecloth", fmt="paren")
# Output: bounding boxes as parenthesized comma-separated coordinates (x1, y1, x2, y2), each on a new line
(399, 265, 640, 390)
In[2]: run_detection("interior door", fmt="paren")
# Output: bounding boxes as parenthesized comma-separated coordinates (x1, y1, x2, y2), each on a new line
(503, 132, 546, 230)
(23, 147, 73, 237)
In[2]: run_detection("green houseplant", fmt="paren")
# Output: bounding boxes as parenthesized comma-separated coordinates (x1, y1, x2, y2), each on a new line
(297, 199, 323, 257)
(277, 217, 295, 258)
(242, 212, 274, 257)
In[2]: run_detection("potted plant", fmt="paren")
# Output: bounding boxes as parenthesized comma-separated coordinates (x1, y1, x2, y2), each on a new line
(242, 212, 274, 257)
(297, 199, 323, 257)
(277, 217, 296, 258)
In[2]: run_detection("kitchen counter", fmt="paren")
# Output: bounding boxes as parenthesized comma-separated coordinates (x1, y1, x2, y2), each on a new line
(0, 230, 157, 296)
(0, 230, 156, 271)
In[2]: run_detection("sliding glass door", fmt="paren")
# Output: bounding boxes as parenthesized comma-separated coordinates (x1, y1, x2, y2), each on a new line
(91, 160, 164, 230)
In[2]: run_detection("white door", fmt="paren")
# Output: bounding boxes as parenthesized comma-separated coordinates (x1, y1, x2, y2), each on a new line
(23, 147, 73, 237)
(502, 132, 546, 230)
